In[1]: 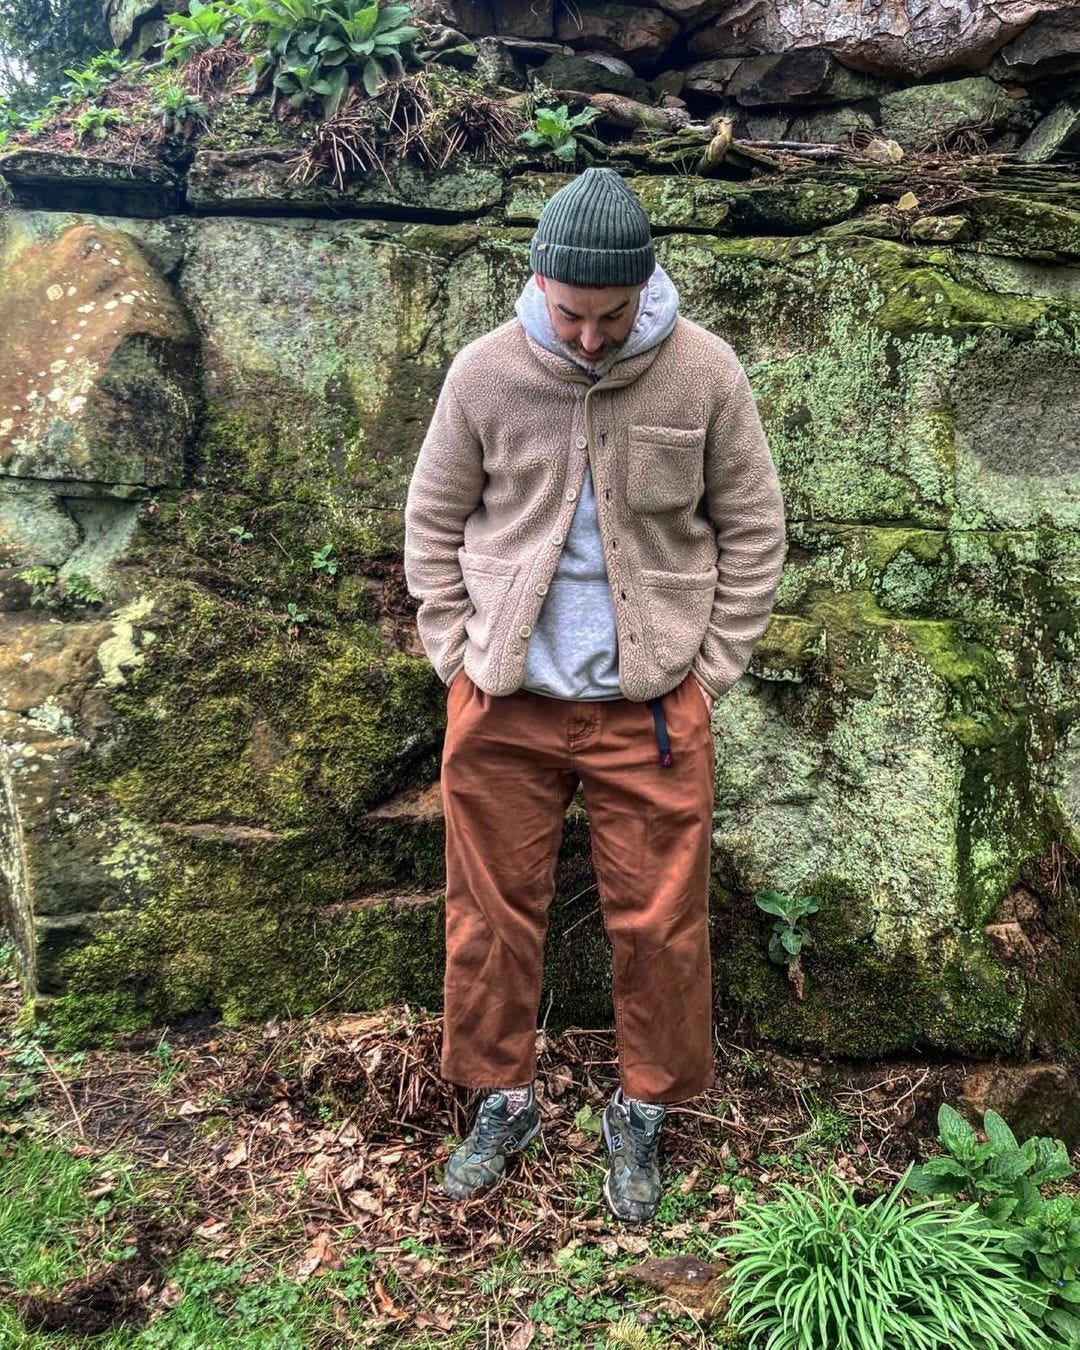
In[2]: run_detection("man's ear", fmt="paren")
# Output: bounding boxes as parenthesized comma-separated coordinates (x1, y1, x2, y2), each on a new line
(535, 273, 546, 292)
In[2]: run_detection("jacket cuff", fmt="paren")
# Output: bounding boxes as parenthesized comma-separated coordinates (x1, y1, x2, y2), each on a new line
(690, 659, 735, 701)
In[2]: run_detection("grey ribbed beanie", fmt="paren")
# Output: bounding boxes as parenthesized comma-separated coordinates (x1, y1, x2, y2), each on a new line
(530, 167, 655, 287)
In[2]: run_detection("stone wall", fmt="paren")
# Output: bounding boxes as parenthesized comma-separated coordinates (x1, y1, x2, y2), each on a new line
(107, 1, 1080, 162)
(2, 80, 1080, 1056)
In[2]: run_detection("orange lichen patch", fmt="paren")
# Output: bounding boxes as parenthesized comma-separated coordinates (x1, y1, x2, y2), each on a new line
(0, 222, 198, 484)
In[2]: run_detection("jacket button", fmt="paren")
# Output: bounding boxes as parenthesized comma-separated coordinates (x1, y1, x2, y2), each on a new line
(552, 533, 564, 546)
(519, 624, 532, 638)
(535, 583, 548, 596)
(575, 435, 587, 449)
(566, 488, 577, 501)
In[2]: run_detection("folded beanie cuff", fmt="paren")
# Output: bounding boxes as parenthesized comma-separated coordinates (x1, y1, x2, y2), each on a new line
(530, 239, 656, 287)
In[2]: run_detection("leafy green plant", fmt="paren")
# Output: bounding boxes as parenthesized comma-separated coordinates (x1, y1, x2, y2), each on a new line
(753, 888, 819, 964)
(717, 1167, 1054, 1349)
(14, 565, 58, 606)
(63, 571, 105, 602)
(71, 104, 127, 142)
(284, 601, 309, 629)
(517, 102, 604, 164)
(61, 50, 129, 101)
(908, 1104, 1080, 1344)
(163, 0, 233, 64)
(528, 1282, 624, 1340)
(1008, 1195, 1080, 1346)
(248, 0, 424, 117)
(573, 1104, 602, 1136)
(313, 0, 420, 98)
(228, 523, 254, 545)
(908, 1103, 1072, 1222)
(2, 93, 67, 141)
(311, 543, 338, 576)
(154, 84, 210, 134)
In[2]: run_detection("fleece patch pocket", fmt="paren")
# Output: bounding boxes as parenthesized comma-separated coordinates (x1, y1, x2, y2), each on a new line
(640, 567, 717, 673)
(458, 547, 519, 652)
(626, 425, 707, 514)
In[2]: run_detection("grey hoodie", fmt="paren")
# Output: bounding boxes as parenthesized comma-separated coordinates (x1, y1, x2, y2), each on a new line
(512, 263, 681, 700)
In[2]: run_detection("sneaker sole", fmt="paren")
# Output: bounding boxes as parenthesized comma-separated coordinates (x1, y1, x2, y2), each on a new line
(443, 1115, 542, 1201)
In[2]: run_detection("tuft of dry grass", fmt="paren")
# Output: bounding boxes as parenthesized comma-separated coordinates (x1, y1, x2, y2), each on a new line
(288, 70, 527, 192)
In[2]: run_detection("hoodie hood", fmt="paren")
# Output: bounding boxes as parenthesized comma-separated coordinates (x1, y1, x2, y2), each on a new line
(514, 261, 680, 380)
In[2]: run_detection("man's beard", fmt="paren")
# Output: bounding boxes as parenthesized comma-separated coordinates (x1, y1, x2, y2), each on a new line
(568, 333, 629, 365)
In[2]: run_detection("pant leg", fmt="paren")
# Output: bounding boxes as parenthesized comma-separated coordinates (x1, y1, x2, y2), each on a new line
(440, 673, 579, 1089)
(576, 673, 716, 1103)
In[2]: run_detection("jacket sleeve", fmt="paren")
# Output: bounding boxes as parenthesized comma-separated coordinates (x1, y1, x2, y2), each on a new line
(691, 363, 787, 700)
(403, 367, 486, 685)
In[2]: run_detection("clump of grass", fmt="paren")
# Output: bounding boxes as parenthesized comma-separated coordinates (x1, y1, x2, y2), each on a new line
(716, 1167, 1054, 1350)
(288, 68, 525, 190)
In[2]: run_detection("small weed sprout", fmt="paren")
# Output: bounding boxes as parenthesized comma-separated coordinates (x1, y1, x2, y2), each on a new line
(14, 566, 58, 607)
(311, 543, 337, 577)
(518, 102, 605, 164)
(754, 889, 820, 965)
(71, 105, 128, 142)
(155, 85, 211, 134)
(284, 601, 309, 636)
(228, 524, 254, 546)
(63, 573, 106, 604)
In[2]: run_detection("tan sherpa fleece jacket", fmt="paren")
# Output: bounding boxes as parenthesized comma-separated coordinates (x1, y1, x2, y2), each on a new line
(404, 312, 787, 702)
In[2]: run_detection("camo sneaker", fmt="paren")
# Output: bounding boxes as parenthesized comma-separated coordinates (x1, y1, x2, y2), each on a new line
(443, 1087, 541, 1200)
(602, 1087, 667, 1223)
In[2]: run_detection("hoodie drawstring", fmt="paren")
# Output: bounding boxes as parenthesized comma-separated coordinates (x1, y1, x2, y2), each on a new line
(649, 698, 673, 769)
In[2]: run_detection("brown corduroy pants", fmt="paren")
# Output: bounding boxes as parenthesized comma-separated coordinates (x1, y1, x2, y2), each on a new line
(439, 669, 716, 1104)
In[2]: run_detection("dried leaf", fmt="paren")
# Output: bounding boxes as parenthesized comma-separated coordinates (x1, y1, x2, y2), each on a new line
(156, 1280, 183, 1311)
(348, 1188, 383, 1215)
(508, 1323, 537, 1350)
(222, 1139, 249, 1170)
(616, 1234, 650, 1255)
(296, 1230, 340, 1281)
(338, 1159, 366, 1190)
(679, 1168, 701, 1196)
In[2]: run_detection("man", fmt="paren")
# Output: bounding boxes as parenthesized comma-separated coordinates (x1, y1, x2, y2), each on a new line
(404, 167, 787, 1222)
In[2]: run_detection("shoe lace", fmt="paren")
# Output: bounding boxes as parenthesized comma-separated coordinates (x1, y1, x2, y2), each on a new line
(471, 1098, 522, 1160)
(630, 1125, 662, 1170)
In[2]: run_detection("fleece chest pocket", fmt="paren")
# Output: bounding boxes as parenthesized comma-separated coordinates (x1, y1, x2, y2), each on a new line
(626, 425, 707, 514)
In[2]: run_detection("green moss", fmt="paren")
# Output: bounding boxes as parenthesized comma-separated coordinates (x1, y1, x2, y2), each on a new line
(46, 808, 614, 1043)
(748, 612, 824, 682)
(199, 93, 308, 153)
(716, 873, 1024, 1057)
(45, 990, 150, 1052)
(726, 183, 862, 232)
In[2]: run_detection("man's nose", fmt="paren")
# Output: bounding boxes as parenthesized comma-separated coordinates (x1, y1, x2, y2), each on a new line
(580, 327, 603, 352)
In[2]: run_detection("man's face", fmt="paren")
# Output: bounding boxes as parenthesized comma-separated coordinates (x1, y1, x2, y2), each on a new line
(536, 274, 644, 364)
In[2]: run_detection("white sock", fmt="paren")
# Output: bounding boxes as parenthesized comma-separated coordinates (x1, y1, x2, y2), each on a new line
(496, 1085, 533, 1113)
